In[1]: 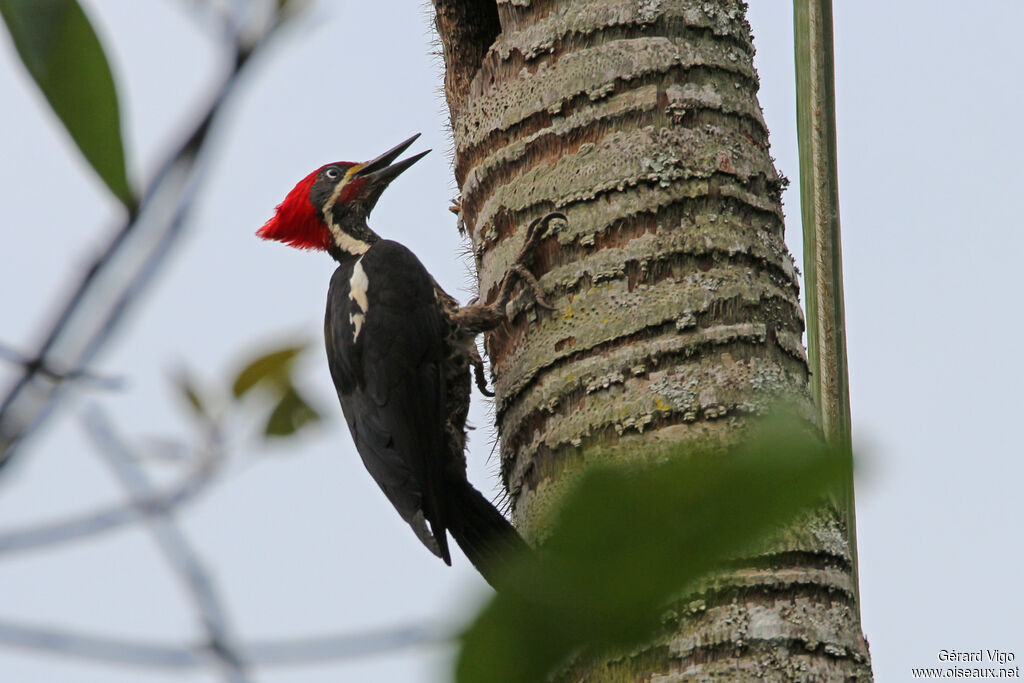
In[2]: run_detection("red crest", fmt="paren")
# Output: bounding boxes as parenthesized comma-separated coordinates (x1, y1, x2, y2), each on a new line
(257, 168, 330, 251)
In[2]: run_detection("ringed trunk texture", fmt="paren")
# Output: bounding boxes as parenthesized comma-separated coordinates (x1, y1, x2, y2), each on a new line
(433, 0, 872, 680)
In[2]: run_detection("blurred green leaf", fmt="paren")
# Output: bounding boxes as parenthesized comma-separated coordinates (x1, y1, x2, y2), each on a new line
(0, 0, 133, 207)
(456, 417, 848, 683)
(171, 368, 208, 421)
(264, 385, 320, 438)
(231, 345, 306, 399)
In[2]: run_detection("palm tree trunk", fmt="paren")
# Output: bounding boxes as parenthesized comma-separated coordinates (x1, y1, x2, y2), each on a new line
(433, 0, 872, 679)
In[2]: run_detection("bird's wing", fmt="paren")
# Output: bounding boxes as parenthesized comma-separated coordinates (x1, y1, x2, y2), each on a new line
(324, 240, 451, 562)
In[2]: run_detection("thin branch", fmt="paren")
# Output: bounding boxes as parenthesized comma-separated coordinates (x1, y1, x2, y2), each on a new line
(0, 435, 223, 555)
(244, 624, 450, 666)
(81, 406, 248, 682)
(0, 620, 203, 669)
(0, 342, 123, 391)
(0, 619, 448, 670)
(0, 8, 291, 467)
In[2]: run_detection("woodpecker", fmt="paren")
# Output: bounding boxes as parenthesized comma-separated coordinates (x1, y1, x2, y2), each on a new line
(257, 134, 555, 587)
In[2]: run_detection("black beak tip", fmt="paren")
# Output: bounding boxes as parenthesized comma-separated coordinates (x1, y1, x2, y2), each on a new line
(411, 148, 431, 163)
(358, 138, 430, 182)
(366, 134, 420, 166)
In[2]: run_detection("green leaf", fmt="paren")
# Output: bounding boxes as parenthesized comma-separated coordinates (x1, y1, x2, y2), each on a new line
(264, 385, 320, 438)
(231, 345, 306, 399)
(171, 368, 208, 421)
(0, 0, 133, 207)
(456, 418, 848, 683)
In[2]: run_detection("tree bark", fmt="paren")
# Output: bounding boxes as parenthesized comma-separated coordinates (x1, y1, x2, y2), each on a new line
(433, 0, 872, 679)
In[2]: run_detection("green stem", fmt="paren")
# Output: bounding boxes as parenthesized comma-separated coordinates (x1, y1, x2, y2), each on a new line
(793, 0, 859, 604)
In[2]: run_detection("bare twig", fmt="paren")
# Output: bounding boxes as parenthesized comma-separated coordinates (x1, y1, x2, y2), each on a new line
(0, 8, 291, 467)
(0, 618, 448, 670)
(0, 435, 223, 555)
(0, 619, 203, 669)
(82, 406, 248, 682)
(244, 623, 449, 666)
(0, 342, 123, 391)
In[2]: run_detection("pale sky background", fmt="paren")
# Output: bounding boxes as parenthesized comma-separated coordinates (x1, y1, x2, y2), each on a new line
(0, 1, 1021, 681)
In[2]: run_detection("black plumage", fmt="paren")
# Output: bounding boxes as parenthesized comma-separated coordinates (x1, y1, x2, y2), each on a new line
(325, 241, 524, 583)
(258, 135, 554, 589)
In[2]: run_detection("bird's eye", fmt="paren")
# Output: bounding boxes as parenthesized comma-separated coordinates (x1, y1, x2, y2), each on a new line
(324, 167, 341, 181)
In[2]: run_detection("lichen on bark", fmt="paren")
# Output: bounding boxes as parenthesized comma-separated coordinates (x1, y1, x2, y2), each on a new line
(432, 0, 872, 679)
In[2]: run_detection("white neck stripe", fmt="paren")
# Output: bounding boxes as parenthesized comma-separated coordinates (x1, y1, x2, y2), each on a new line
(323, 179, 371, 255)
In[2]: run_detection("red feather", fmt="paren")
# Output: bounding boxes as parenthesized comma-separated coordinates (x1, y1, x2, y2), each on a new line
(257, 167, 330, 250)
(339, 177, 366, 204)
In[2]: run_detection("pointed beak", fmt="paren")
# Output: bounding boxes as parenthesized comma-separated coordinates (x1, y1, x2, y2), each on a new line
(355, 133, 430, 189)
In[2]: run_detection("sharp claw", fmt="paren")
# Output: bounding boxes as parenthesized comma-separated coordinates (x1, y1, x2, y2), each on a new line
(525, 211, 567, 244)
(524, 218, 542, 243)
(472, 347, 495, 397)
(534, 296, 556, 311)
(494, 213, 566, 314)
(507, 263, 555, 312)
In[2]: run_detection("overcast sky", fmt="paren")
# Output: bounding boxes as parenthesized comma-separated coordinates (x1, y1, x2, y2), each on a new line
(0, 1, 1021, 681)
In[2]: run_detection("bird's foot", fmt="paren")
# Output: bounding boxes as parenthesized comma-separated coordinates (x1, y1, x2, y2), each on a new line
(451, 212, 566, 337)
(470, 350, 494, 397)
(495, 211, 566, 312)
(450, 196, 467, 235)
(505, 263, 554, 311)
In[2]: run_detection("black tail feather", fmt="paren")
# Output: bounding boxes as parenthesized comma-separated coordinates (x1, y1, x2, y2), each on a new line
(446, 481, 529, 589)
